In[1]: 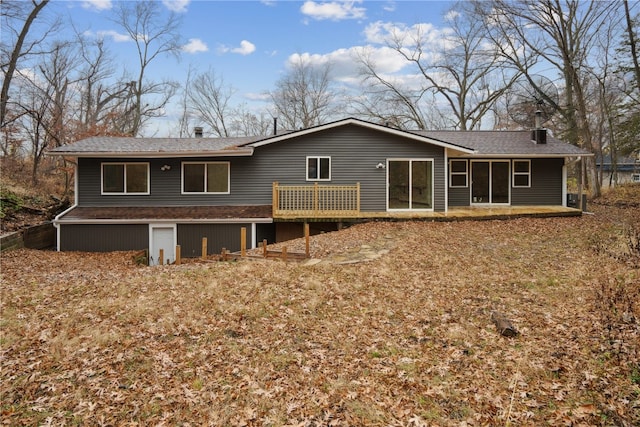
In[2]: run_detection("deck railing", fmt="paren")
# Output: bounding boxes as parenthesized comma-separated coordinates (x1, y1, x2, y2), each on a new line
(272, 182, 360, 218)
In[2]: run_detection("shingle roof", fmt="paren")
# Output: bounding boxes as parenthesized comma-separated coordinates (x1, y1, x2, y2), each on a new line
(48, 136, 262, 156)
(57, 205, 273, 221)
(47, 119, 591, 158)
(412, 130, 590, 157)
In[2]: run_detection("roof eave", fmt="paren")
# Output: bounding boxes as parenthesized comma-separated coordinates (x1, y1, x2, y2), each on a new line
(53, 217, 273, 225)
(47, 149, 255, 158)
(451, 153, 594, 159)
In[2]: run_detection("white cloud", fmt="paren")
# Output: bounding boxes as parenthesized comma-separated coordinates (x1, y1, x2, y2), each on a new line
(286, 44, 409, 86)
(363, 21, 450, 51)
(182, 38, 208, 53)
(300, 1, 366, 21)
(244, 92, 271, 102)
(81, 0, 112, 11)
(383, 1, 396, 12)
(219, 40, 256, 56)
(162, 0, 190, 13)
(96, 30, 131, 42)
(443, 10, 460, 23)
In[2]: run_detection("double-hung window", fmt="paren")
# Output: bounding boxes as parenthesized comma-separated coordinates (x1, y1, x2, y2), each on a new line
(102, 163, 149, 194)
(512, 160, 531, 187)
(449, 159, 468, 187)
(182, 162, 230, 194)
(307, 156, 331, 181)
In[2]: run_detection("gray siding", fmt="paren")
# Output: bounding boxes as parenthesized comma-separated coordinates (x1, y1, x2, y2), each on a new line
(177, 223, 253, 256)
(448, 187, 470, 207)
(77, 124, 447, 212)
(512, 158, 564, 205)
(59, 224, 148, 252)
(447, 158, 565, 207)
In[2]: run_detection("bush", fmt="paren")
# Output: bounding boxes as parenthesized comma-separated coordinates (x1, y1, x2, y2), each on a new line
(0, 188, 23, 220)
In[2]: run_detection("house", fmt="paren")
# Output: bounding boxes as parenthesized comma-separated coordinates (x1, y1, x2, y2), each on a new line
(48, 117, 591, 264)
(597, 153, 640, 187)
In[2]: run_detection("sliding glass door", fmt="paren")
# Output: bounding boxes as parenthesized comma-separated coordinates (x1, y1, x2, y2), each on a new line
(388, 159, 433, 210)
(471, 160, 510, 204)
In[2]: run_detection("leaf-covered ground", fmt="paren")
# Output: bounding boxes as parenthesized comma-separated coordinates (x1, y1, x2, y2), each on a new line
(2, 194, 639, 426)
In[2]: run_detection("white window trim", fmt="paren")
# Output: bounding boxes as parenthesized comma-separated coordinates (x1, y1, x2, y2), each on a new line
(449, 159, 468, 188)
(306, 156, 331, 181)
(181, 161, 231, 194)
(386, 158, 435, 212)
(512, 159, 531, 188)
(470, 160, 511, 205)
(101, 162, 150, 195)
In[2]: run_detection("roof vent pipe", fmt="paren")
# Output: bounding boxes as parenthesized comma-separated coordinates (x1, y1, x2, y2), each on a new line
(273, 117, 277, 135)
(534, 109, 542, 130)
(194, 127, 203, 138)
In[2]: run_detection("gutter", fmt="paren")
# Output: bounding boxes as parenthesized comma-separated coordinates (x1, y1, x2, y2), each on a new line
(47, 148, 255, 158)
(53, 217, 274, 225)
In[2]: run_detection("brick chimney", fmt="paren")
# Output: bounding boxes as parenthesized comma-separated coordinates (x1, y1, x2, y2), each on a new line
(194, 127, 203, 138)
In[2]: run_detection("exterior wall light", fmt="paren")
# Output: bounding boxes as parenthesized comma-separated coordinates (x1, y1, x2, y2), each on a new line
(161, 165, 171, 171)
(376, 162, 386, 169)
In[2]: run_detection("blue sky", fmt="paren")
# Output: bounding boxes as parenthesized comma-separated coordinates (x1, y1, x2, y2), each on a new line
(46, 0, 456, 134)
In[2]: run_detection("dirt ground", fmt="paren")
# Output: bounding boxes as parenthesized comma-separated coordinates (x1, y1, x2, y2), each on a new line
(1, 196, 639, 426)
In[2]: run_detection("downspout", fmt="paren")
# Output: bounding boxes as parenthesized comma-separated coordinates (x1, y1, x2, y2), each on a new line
(251, 223, 257, 249)
(444, 150, 449, 213)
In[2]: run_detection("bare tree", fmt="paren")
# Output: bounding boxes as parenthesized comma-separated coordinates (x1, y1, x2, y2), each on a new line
(187, 68, 235, 137)
(1, 0, 54, 129)
(477, 0, 621, 197)
(175, 65, 195, 138)
(268, 56, 340, 130)
(229, 108, 274, 137)
(73, 33, 134, 137)
(353, 46, 430, 130)
(111, 0, 182, 135)
(355, 1, 521, 130)
(14, 41, 77, 184)
(623, 0, 640, 92)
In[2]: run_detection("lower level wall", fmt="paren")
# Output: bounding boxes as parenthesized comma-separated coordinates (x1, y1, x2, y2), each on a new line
(59, 224, 148, 252)
(57, 222, 278, 257)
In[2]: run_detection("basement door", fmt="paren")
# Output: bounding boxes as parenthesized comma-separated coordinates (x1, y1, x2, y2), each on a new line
(471, 160, 510, 204)
(150, 224, 176, 266)
(388, 159, 434, 210)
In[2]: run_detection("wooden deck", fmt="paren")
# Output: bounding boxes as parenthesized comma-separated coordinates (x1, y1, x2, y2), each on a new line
(272, 183, 582, 221)
(274, 206, 583, 222)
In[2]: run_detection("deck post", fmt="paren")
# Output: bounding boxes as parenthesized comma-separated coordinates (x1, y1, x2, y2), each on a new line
(240, 227, 246, 257)
(313, 182, 319, 214)
(305, 223, 310, 257)
(201, 237, 207, 260)
(272, 182, 279, 216)
(356, 182, 360, 213)
(262, 239, 268, 258)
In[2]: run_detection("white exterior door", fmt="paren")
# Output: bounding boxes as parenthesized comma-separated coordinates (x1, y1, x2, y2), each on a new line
(150, 225, 176, 266)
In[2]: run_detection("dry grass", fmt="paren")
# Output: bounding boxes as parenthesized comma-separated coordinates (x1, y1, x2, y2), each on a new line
(1, 202, 639, 425)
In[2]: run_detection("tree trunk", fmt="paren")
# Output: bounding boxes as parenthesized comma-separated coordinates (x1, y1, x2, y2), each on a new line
(491, 311, 519, 337)
(0, 0, 49, 128)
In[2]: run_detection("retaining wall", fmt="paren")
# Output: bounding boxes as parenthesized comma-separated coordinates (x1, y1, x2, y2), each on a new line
(0, 222, 56, 252)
